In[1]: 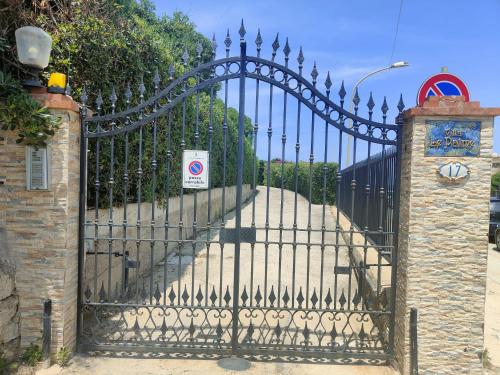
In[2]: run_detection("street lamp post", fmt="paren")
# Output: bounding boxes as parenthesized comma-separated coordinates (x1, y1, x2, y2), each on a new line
(345, 61, 409, 165)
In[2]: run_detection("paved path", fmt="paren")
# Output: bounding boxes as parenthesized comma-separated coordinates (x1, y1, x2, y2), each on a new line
(38, 355, 398, 375)
(485, 243, 500, 373)
(72, 187, 392, 373)
(114, 186, 376, 351)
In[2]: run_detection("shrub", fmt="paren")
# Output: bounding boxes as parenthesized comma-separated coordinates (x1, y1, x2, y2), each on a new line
(56, 347, 71, 367)
(21, 344, 42, 367)
(264, 160, 338, 205)
(1, 1, 256, 207)
(492, 172, 500, 195)
(0, 351, 18, 374)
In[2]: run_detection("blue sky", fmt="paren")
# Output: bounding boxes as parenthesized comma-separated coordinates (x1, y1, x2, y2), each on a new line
(154, 0, 500, 159)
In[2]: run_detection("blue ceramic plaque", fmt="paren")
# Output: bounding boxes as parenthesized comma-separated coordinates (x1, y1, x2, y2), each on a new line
(425, 120, 481, 157)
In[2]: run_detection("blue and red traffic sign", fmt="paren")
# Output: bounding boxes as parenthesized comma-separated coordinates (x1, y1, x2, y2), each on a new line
(188, 160, 203, 176)
(417, 73, 470, 106)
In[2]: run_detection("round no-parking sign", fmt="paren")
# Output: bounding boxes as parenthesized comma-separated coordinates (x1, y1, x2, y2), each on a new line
(183, 150, 209, 189)
(417, 73, 470, 106)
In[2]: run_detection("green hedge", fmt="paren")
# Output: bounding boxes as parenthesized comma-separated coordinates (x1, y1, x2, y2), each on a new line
(86, 96, 255, 208)
(1, 1, 256, 208)
(492, 172, 500, 195)
(264, 160, 338, 205)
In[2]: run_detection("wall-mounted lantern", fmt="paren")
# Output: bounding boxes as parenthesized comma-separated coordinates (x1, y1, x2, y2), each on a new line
(15, 26, 52, 88)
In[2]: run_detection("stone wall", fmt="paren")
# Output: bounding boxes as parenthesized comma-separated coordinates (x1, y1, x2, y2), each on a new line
(83, 185, 252, 299)
(0, 228, 20, 360)
(394, 96, 499, 374)
(0, 93, 81, 354)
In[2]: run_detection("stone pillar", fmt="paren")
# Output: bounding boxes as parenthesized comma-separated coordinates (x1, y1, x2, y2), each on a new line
(0, 91, 80, 355)
(394, 96, 500, 374)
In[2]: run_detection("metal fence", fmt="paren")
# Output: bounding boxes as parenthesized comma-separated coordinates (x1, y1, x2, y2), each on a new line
(338, 146, 398, 260)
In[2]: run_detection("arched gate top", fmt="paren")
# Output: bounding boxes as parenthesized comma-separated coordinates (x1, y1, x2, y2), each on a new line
(81, 26, 405, 146)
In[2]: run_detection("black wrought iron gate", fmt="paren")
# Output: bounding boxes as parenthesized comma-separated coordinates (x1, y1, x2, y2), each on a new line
(77, 23, 404, 364)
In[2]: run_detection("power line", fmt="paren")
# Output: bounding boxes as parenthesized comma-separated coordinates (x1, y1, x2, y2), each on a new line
(389, 0, 404, 64)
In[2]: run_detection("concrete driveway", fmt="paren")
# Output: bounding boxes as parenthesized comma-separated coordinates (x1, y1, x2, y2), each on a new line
(64, 186, 395, 374)
(100, 186, 378, 351)
(485, 243, 500, 372)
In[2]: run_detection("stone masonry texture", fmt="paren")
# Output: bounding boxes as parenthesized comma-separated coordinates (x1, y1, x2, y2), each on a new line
(0, 228, 20, 360)
(394, 96, 499, 374)
(0, 93, 81, 355)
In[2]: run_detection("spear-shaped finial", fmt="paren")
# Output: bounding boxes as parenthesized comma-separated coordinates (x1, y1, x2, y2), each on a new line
(367, 92, 375, 112)
(271, 33, 279, 60)
(397, 93, 405, 112)
(95, 89, 103, 112)
(325, 71, 332, 92)
(381, 96, 389, 115)
(169, 63, 175, 80)
(239, 19, 246, 41)
(283, 38, 291, 60)
(339, 80, 346, 101)
(195, 41, 203, 59)
(255, 29, 263, 53)
(110, 86, 117, 111)
(353, 87, 360, 108)
(80, 86, 88, 106)
(182, 48, 189, 66)
(138, 76, 146, 101)
(224, 29, 232, 50)
(311, 61, 318, 84)
(124, 83, 132, 105)
(153, 67, 160, 90)
(297, 46, 304, 70)
(211, 33, 217, 55)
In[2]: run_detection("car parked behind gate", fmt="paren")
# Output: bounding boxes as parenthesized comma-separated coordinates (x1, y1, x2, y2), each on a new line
(489, 197, 500, 249)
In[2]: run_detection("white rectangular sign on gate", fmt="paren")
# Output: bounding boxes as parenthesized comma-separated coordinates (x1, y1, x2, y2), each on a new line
(182, 150, 209, 189)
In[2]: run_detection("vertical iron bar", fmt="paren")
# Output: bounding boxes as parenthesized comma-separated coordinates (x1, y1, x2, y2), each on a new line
(278, 53, 289, 307)
(76, 101, 88, 345)
(306, 89, 316, 309)
(250, 40, 262, 307)
(362, 137, 372, 309)
(264, 73, 274, 308)
(389, 111, 404, 354)
(93, 104, 101, 302)
(135, 81, 145, 304)
(178, 88, 187, 306)
(334, 128, 342, 309)
(347, 132, 357, 310)
(231, 40, 246, 352)
(205, 85, 215, 306)
(410, 308, 419, 374)
(107, 91, 116, 302)
(163, 72, 174, 305)
(292, 51, 304, 308)
(122, 89, 131, 297)
(377, 144, 387, 296)
(219, 40, 231, 307)
(319, 81, 331, 309)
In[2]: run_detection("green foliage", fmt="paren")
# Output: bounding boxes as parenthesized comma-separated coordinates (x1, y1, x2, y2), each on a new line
(0, 351, 19, 374)
(0, 72, 61, 147)
(258, 160, 265, 185)
(264, 160, 338, 205)
(21, 344, 42, 367)
(56, 347, 71, 367)
(86, 95, 255, 208)
(2, 1, 255, 206)
(492, 172, 500, 195)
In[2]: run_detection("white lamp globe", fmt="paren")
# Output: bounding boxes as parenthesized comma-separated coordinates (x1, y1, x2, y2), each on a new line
(15, 26, 52, 69)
